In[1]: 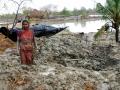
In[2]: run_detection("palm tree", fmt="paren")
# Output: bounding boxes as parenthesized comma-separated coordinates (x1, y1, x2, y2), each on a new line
(96, 0, 120, 42)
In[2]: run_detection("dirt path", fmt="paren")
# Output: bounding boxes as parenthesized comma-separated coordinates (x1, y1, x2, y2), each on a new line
(0, 34, 15, 54)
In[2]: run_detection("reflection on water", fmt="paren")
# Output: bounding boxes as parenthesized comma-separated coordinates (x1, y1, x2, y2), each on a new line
(52, 20, 106, 33)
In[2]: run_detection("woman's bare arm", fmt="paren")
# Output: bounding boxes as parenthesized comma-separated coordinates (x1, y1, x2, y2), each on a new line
(17, 35, 20, 53)
(33, 31, 38, 49)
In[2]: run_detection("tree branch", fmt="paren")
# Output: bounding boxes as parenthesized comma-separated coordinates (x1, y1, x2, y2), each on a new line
(9, 0, 31, 29)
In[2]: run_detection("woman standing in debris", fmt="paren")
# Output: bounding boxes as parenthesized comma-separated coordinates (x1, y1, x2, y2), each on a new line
(17, 20, 37, 65)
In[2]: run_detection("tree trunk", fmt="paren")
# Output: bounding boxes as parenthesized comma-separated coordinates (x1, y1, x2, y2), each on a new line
(115, 29, 119, 42)
(114, 23, 119, 42)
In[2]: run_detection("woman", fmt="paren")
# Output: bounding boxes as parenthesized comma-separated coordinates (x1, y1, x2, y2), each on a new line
(17, 20, 37, 65)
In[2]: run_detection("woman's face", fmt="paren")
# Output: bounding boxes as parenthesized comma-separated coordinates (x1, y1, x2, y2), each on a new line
(22, 22, 29, 30)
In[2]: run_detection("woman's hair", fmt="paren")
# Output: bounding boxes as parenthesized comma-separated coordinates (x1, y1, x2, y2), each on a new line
(22, 20, 29, 25)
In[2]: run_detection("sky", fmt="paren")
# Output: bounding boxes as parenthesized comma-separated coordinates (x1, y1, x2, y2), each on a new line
(0, 0, 106, 15)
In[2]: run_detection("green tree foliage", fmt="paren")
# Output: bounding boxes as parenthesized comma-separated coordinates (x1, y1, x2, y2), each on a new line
(60, 7, 71, 16)
(72, 8, 80, 16)
(0, 13, 16, 19)
(80, 7, 88, 18)
(0, 5, 97, 21)
(94, 25, 107, 39)
(96, 0, 120, 42)
(22, 7, 32, 16)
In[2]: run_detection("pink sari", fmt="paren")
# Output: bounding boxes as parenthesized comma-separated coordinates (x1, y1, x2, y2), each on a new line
(18, 30, 34, 65)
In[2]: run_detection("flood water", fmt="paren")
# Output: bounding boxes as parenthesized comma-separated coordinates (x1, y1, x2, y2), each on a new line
(51, 19, 106, 33)
(0, 19, 106, 34)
